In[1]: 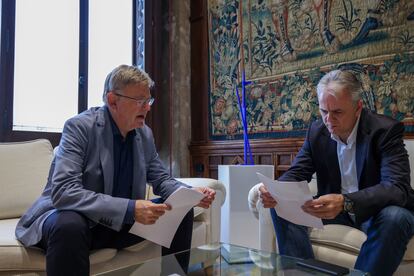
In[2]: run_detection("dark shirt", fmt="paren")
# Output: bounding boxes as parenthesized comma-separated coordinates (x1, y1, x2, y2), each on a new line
(106, 107, 136, 225)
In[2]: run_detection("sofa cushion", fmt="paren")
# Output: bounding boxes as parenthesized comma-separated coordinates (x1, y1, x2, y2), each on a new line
(124, 240, 156, 252)
(0, 218, 117, 271)
(312, 243, 358, 268)
(0, 218, 45, 271)
(310, 224, 414, 261)
(0, 139, 53, 219)
(310, 224, 366, 254)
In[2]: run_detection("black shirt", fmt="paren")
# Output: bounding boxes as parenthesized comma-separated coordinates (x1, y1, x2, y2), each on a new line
(106, 107, 136, 224)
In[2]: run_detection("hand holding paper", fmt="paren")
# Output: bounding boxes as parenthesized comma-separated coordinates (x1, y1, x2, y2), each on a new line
(257, 173, 323, 229)
(259, 184, 277, 208)
(134, 200, 171, 225)
(302, 193, 345, 220)
(193, 186, 216, 209)
(129, 186, 205, 248)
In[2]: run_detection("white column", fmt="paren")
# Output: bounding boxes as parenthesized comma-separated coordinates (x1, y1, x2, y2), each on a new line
(219, 165, 274, 249)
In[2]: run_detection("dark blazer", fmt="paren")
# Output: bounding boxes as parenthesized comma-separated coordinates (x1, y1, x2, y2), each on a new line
(279, 109, 414, 223)
(15, 106, 188, 246)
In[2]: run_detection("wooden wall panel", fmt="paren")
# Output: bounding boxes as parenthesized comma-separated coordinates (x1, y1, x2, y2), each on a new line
(189, 139, 304, 178)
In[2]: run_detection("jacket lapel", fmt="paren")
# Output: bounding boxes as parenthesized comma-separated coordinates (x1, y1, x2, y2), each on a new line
(97, 108, 114, 195)
(322, 128, 342, 192)
(356, 110, 370, 183)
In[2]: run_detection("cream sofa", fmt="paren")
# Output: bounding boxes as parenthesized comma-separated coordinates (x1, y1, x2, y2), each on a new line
(0, 139, 226, 275)
(248, 139, 414, 275)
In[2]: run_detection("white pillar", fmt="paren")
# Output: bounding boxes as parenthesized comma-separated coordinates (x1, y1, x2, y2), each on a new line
(219, 165, 274, 249)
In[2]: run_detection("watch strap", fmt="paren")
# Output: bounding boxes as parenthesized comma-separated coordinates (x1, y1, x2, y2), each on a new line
(343, 194, 355, 214)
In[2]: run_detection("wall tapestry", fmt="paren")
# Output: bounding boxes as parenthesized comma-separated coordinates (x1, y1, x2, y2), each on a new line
(208, 0, 414, 140)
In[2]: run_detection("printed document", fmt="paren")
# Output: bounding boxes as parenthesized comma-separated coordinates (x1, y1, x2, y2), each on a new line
(257, 173, 323, 229)
(129, 186, 205, 248)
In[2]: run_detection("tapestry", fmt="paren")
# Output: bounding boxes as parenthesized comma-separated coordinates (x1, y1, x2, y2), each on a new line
(208, 0, 414, 140)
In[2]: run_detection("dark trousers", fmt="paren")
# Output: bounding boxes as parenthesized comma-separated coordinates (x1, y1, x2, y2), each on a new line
(270, 205, 414, 276)
(37, 207, 194, 276)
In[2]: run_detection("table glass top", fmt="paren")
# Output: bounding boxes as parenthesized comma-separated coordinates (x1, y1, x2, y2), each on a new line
(97, 243, 368, 276)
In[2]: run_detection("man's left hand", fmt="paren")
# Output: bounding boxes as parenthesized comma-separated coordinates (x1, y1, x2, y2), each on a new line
(194, 187, 216, 209)
(301, 194, 344, 219)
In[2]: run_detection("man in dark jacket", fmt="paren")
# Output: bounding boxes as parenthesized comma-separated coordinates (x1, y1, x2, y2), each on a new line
(260, 69, 414, 276)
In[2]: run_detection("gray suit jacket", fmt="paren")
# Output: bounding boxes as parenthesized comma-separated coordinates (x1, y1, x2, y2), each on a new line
(15, 106, 188, 246)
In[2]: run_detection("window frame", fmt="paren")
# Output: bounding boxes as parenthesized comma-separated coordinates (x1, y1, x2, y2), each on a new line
(0, 0, 150, 147)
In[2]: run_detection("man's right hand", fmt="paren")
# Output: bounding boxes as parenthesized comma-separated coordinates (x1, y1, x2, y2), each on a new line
(259, 184, 277, 208)
(134, 200, 171, 225)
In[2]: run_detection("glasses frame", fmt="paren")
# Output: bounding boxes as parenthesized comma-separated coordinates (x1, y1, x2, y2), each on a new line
(112, 91, 155, 108)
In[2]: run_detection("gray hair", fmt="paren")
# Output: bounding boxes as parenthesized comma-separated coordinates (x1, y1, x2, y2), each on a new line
(102, 65, 154, 104)
(316, 69, 362, 105)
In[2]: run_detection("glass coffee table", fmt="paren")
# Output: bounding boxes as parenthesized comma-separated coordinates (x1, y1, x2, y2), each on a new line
(98, 243, 367, 275)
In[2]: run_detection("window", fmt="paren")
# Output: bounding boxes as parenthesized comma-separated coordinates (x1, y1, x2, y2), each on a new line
(88, 0, 132, 108)
(13, 0, 79, 132)
(0, 0, 146, 144)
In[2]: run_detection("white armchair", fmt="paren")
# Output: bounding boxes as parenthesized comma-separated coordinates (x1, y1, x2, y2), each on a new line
(248, 139, 414, 275)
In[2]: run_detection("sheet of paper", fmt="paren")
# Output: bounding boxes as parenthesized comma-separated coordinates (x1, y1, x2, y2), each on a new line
(129, 186, 205, 248)
(257, 173, 323, 229)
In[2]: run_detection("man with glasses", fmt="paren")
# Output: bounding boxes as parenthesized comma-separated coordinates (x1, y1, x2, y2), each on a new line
(15, 65, 216, 276)
(259, 69, 414, 276)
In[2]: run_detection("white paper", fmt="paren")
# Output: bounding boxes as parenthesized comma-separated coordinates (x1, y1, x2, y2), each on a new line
(129, 186, 205, 248)
(257, 173, 323, 229)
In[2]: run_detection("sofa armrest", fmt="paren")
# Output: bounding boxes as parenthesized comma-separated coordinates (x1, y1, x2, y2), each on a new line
(248, 183, 277, 252)
(177, 178, 226, 244)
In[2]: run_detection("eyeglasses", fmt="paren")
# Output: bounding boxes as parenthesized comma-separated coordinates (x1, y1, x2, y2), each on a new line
(112, 91, 155, 108)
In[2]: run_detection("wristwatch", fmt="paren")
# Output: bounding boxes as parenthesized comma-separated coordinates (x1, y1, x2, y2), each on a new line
(343, 194, 355, 214)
